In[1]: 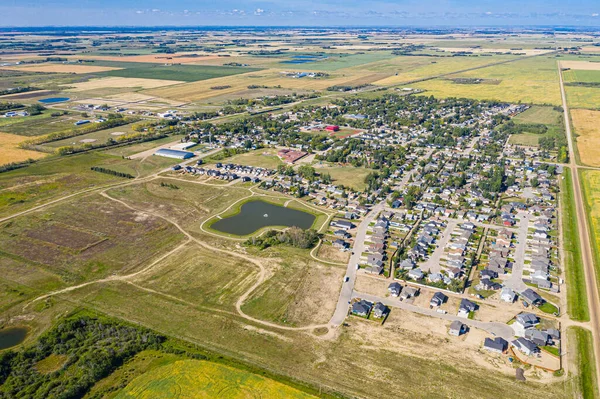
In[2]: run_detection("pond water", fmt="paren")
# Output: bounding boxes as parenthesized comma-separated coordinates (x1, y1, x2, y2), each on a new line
(0, 327, 28, 350)
(210, 200, 315, 236)
(39, 97, 70, 104)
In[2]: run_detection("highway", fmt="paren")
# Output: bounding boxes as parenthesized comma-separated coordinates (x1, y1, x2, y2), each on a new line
(558, 61, 600, 382)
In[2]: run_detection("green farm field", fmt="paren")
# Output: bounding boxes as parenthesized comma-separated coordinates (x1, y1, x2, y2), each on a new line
(580, 169, 600, 294)
(0, 111, 80, 137)
(565, 85, 600, 110)
(567, 327, 599, 399)
(563, 69, 600, 83)
(94, 61, 262, 82)
(411, 56, 562, 105)
(115, 359, 317, 399)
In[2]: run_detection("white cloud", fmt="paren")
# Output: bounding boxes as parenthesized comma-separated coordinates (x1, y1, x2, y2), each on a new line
(135, 10, 143, 14)
(254, 8, 264, 15)
(592, 13, 599, 17)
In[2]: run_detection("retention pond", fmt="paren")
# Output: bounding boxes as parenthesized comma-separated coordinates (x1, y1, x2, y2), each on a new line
(210, 199, 315, 236)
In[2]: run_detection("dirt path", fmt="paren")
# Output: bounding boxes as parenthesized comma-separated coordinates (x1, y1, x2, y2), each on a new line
(558, 61, 600, 383)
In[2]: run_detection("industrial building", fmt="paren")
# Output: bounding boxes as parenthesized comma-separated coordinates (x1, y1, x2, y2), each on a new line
(154, 148, 194, 159)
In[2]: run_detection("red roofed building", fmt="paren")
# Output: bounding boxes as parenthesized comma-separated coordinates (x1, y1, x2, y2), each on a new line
(278, 149, 308, 164)
(325, 125, 340, 132)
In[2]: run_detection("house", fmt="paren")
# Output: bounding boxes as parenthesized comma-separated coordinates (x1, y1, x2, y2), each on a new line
(428, 273, 443, 283)
(351, 300, 372, 317)
(430, 292, 448, 307)
(458, 299, 477, 317)
(400, 286, 419, 301)
(334, 230, 351, 239)
(483, 337, 507, 354)
(449, 320, 466, 336)
(512, 337, 539, 356)
(388, 282, 402, 297)
(500, 287, 517, 303)
(525, 329, 551, 346)
(325, 125, 340, 132)
(407, 268, 424, 280)
(372, 302, 389, 318)
(513, 313, 540, 337)
(480, 278, 501, 291)
(333, 239, 349, 251)
(520, 288, 543, 306)
(398, 259, 415, 270)
(331, 220, 354, 230)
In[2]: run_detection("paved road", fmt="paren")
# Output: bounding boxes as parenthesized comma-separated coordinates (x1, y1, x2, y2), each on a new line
(329, 201, 386, 326)
(558, 62, 600, 380)
(503, 211, 530, 293)
(422, 219, 457, 274)
(353, 291, 515, 341)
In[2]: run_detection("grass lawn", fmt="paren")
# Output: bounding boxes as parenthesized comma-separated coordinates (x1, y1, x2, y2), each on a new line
(567, 326, 599, 399)
(560, 168, 589, 321)
(312, 163, 374, 191)
(115, 359, 318, 399)
(42, 122, 141, 149)
(508, 133, 543, 146)
(210, 148, 283, 169)
(537, 301, 559, 315)
(513, 105, 561, 125)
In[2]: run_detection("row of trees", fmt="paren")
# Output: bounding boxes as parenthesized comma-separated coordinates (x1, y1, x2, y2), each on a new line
(90, 166, 134, 179)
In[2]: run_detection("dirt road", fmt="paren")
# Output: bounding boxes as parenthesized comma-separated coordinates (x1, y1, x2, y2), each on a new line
(558, 61, 600, 383)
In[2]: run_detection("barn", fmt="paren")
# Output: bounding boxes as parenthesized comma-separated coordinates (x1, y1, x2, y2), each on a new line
(325, 125, 339, 132)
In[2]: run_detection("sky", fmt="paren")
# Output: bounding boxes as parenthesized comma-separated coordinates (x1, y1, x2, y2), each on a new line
(0, 0, 599, 27)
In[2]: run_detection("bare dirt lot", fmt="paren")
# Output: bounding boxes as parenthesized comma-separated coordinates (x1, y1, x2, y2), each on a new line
(560, 60, 600, 71)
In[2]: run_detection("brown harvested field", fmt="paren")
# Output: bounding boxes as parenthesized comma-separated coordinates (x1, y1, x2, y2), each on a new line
(0, 132, 48, 164)
(64, 77, 184, 92)
(572, 108, 600, 166)
(560, 60, 600, 71)
(0, 64, 121, 74)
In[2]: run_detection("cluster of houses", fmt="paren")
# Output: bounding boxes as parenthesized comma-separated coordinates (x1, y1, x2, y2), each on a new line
(174, 162, 274, 183)
(2, 110, 29, 118)
(524, 212, 557, 291)
(510, 313, 560, 356)
(351, 299, 389, 319)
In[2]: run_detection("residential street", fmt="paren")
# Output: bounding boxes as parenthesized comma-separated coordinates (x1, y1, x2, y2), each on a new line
(329, 200, 386, 326)
(502, 211, 530, 293)
(353, 291, 515, 341)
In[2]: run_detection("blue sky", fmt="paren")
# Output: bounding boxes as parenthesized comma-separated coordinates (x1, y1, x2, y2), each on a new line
(0, 0, 599, 26)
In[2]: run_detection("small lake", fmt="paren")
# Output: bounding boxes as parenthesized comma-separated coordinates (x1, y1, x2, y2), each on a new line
(39, 97, 70, 104)
(211, 200, 315, 236)
(0, 327, 28, 350)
